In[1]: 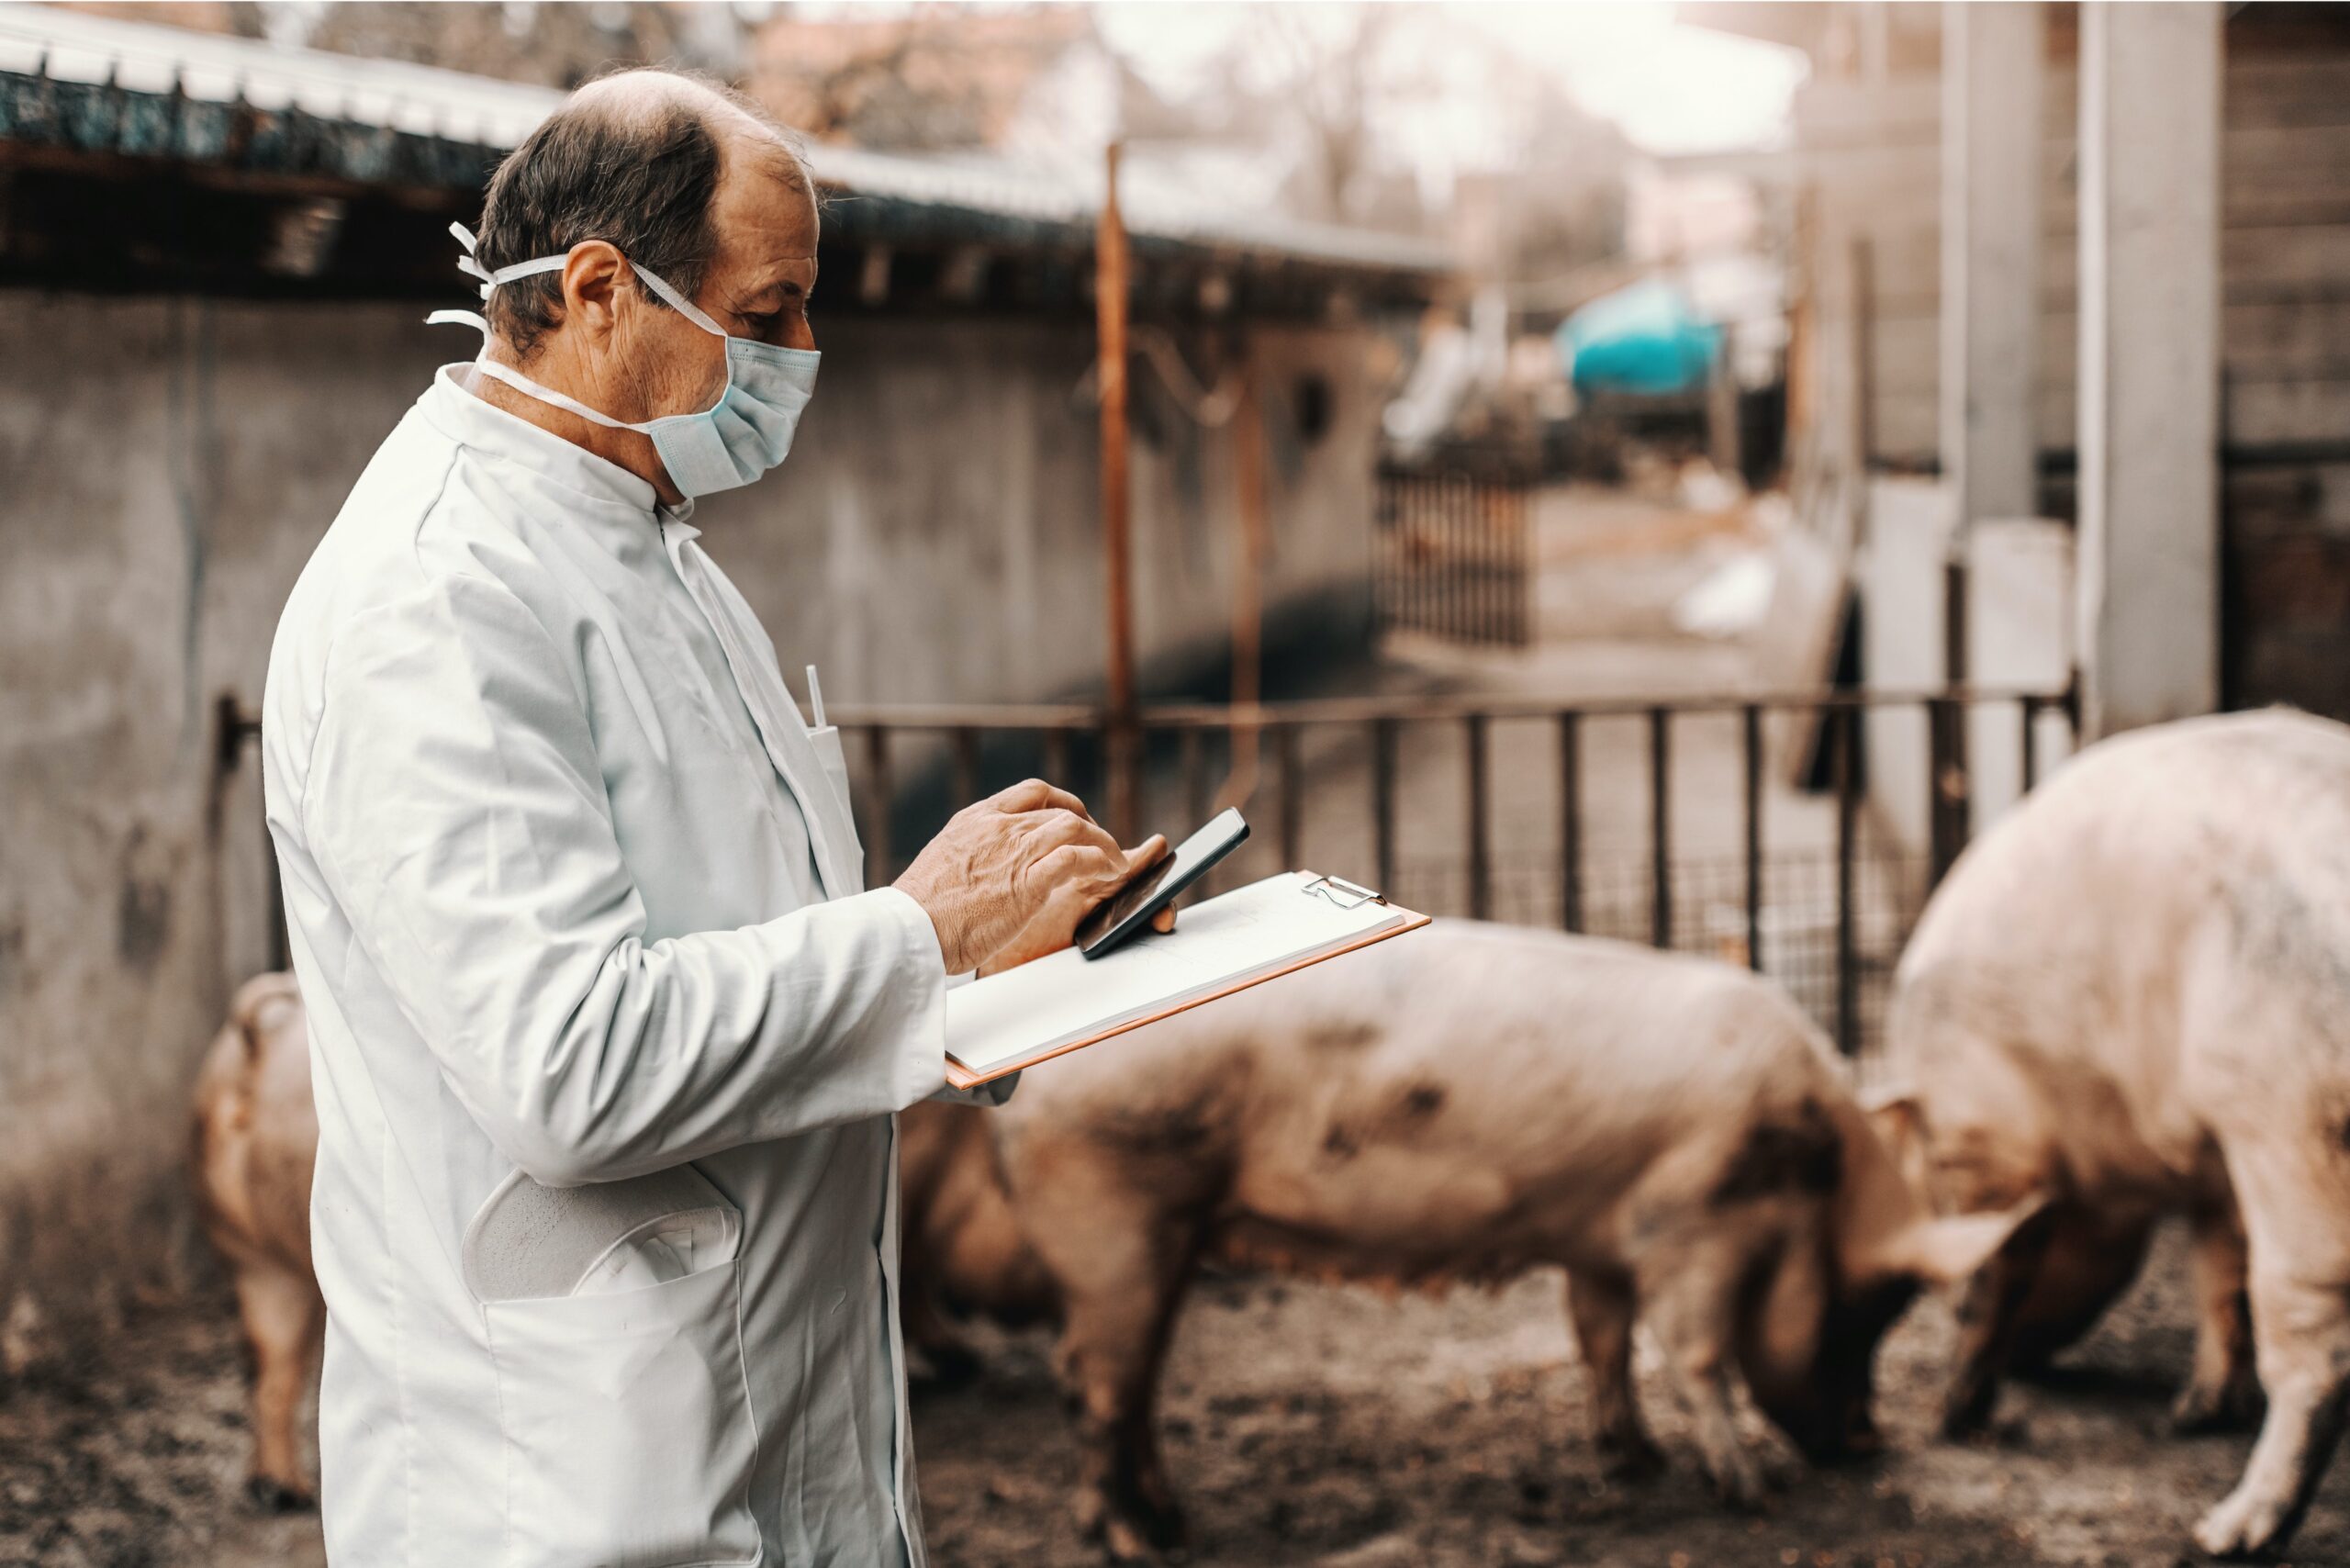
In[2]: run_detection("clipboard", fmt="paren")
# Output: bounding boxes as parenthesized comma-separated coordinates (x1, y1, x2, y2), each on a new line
(943, 870, 1431, 1090)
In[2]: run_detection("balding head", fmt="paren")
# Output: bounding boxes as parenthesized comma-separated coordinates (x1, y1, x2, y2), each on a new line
(476, 68, 811, 358)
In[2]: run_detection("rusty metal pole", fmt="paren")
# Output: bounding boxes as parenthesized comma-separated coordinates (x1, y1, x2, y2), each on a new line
(1466, 712, 1491, 919)
(1097, 140, 1138, 841)
(1216, 358, 1268, 813)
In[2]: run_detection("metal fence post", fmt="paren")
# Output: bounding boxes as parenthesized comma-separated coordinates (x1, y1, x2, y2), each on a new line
(1558, 711, 1582, 933)
(1649, 707, 1672, 949)
(1834, 704, 1860, 1057)
(952, 725, 980, 812)
(1927, 694, 1971, 888)
(1277, 722, 1303, 872)
(861, 725, 892, 885)
(1466, 712, 1491, 919)
(1516, 485, 1533, 645)
(1373, 717, 1398, 897)
(1044, 725, 1071, 792)
(1743, 702, 1764, 972)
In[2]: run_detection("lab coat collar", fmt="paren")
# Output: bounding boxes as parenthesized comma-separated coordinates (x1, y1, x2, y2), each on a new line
(423, 362, 661, 516)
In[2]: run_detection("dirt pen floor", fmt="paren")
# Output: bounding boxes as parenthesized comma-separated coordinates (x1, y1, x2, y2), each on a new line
(5, 1227, 2346, 1568)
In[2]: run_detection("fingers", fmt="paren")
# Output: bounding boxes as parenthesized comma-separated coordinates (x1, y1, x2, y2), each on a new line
(1031, 840, 1127, 891)
(1148, 904, 1178, 935)
(1035, 833, 1169, 909)
(1032, 808, 1124, 868)
(987, 778, 1094, 820)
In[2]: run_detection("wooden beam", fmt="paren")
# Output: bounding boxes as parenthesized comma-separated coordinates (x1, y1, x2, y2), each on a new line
(2076, 1, 2222, 736)
(1941, 1, 2046, 532)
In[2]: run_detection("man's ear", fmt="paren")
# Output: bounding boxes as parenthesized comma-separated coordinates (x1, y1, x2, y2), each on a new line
(556, 240, 632, 340)
(1874, 1195, 2050, 1286)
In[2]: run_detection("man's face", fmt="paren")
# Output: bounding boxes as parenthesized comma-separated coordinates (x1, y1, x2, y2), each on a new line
(616, 129, 819, 431)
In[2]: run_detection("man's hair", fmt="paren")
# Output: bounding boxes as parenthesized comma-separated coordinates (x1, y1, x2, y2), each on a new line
(476, 69, 809, 358)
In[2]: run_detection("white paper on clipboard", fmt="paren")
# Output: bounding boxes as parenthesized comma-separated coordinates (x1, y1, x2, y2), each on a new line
(946, 870, 1424, 1080)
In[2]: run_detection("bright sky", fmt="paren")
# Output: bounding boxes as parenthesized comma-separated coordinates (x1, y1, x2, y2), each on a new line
(1093, 2, 1807, 159)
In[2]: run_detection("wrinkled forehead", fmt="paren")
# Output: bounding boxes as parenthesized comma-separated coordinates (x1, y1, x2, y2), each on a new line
(709, 122, 819, 274)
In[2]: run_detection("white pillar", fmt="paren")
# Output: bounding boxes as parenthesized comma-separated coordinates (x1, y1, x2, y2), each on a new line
(1941, 1, 2044, 533)
(2076, 2, 2222, 738)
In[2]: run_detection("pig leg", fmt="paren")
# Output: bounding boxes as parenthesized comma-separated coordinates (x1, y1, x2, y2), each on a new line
(2190, 1149, 2350, 1559)
(900, 1273, 982, 1386)
(1941, 1200, 2057, 1438)
(1635, 1240, 1766, 1507)
(1029, 1173, 1195, 1561)
(1565, 1270, 1663, 1480)
(2009, 1211, 2153, 1374)
(2172, 1204, 2262, 1434)
(236, 1262, 323, 1511)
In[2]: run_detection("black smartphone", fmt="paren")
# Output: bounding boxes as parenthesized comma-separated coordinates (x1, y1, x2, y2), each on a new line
(1076, 808, 1250, 959)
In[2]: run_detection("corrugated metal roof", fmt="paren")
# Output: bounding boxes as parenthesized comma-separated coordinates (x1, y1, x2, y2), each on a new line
(0, 3, 1449, 277)
(0, 3, 560, 142)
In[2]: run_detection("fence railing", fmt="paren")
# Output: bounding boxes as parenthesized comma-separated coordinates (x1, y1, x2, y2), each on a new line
(835, 681, 2079, 1057)
(218, 679, 2078, 1058)
(1373, 470, 1534, 646)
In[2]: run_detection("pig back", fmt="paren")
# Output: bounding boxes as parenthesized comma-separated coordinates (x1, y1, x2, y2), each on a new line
(1892, 711, 2350, 1182)
(996, 922, 1847, 1266)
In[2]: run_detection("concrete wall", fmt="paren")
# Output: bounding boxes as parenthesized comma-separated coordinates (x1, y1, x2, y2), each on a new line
(709, 315, 1379, 705)
(0, 290, 1382, 1336)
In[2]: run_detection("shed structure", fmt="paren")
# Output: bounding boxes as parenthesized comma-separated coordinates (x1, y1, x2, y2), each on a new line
(1687, 1, 2350, 728)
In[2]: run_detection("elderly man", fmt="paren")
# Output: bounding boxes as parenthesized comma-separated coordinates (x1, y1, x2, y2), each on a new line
(262, 71, 1158, 1567)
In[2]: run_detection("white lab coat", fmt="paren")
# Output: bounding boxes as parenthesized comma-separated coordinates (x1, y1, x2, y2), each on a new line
(263, 364, 995, 1567)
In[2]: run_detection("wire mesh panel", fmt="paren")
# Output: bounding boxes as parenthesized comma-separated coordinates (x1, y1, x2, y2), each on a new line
(1387, 841, 1927, 1057)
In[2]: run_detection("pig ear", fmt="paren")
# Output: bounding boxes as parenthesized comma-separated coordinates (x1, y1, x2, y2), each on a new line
(1856, 1084, 1921, 1158)
(1880, 1196, 2050, 1286)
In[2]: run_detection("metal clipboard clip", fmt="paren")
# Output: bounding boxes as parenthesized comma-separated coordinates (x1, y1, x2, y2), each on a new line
(1301, 874, 1382, 910)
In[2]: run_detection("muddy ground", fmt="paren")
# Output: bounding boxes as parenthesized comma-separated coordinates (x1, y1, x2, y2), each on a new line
(6, 1226, 2346, 1568)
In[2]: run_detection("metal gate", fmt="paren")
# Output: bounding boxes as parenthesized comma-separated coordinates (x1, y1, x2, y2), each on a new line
(1373, 470, 1534, 646)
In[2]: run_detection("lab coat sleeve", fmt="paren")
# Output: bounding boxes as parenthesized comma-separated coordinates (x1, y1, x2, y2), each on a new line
(302, 570, 950, 1187)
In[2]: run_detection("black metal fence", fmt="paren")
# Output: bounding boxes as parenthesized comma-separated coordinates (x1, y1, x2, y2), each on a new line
(218, 681, 2077, 1059)
(836, 684, 2078, 1058)
(1372, 471, 1534, 646)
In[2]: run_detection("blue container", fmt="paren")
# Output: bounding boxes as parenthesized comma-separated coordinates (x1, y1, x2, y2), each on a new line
(1557, 278, 1722, 398)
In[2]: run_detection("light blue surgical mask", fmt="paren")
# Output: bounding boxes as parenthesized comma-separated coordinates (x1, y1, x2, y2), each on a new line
(429, 222, 819, 498)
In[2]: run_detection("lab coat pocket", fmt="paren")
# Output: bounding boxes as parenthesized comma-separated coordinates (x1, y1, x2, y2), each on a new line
(484, 1263, 761, 1568)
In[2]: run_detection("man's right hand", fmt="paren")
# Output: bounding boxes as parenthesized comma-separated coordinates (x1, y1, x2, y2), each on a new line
(894, 779, 1144, 974)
